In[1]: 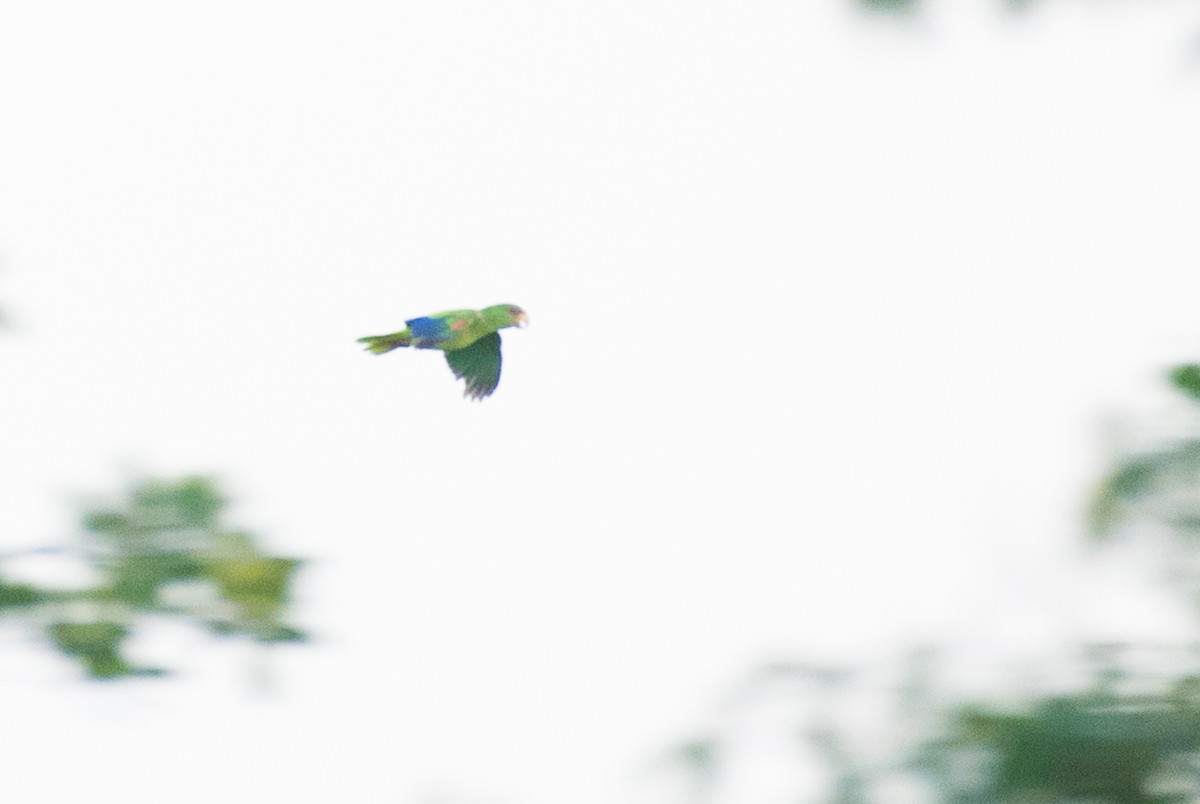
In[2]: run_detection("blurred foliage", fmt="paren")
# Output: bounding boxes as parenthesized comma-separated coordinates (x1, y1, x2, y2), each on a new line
(48, 621, 153, 680)
(856, 0, 1133, 19)
(0, 476, 306, 680)
(1171, 364, 1200, 402)
(1089, 365, 1200, 603)
(0, 576, 43, 610)
(670, 651, 1200, 803)
(665, 364, 1200, 802)
(920, 672, 1200, 802)
(856, 0, 1033, 13)
(922, 365, 1200, 801)
(858, 0, 919, 13)
(918, 365, 1200, 802)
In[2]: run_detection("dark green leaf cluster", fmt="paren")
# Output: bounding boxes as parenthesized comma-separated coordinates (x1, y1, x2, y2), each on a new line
(0, 476, 306, 680)
(922, 678, 1200, 803)
(47, 621, 161, 680)
(0, 578, 43, 610)
(1171, 365, 1200, 402)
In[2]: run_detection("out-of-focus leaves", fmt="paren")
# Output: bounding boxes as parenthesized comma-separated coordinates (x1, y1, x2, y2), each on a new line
(133, 476, 223, 528)
(675, 739, 719, 771)
(855, 0, 1102, 18)
(1090, 457, 1159, 537)
(927, 690, 1200, 803)
(84, 476, 224, 553)
(105, 551, 205, 607)
(669, 361, 1200, 802)
(945, 356, 1200, 801)
(0, 577, 43, 610)
(1087, 369, 1200, 541)
(940, 366, 1200, 802)
(205, 553, 304, 642)
(0, 475, 306, 681)
(1171, 365, 1200, 402)
(857, 0, 917, 13)
(45, 621, 163, 680)
(82, 511, 128, 534)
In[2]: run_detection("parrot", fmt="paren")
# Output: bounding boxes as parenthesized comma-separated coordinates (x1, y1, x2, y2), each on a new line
(357, 304, 528, 399)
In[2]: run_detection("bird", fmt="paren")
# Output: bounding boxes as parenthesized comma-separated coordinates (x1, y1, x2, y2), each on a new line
(357, 304, 528, 400)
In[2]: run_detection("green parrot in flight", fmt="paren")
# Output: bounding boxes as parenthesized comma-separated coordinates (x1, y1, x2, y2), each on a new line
(358, 304, 528, 399)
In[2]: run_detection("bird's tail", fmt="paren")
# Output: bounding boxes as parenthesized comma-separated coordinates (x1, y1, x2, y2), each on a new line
(357, 332, 412, 354)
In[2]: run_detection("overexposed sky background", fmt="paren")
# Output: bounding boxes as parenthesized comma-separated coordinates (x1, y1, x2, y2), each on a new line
(3, 1, 1200, 802)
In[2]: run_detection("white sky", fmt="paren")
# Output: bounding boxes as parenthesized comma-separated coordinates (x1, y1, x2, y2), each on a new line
(3, 1, 1200, 802)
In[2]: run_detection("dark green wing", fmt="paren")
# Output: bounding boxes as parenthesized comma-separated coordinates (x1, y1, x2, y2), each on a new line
(444, 332, 503, 400)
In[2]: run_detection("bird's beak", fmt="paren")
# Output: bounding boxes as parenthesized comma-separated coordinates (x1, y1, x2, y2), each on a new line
(515, 311, 529, 328)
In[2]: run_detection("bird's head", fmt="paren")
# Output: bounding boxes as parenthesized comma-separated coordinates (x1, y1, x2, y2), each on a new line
(502, 304, 528, 328)
(482, 303, 529, 330)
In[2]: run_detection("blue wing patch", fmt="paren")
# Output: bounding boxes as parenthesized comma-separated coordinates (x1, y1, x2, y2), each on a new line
(406, 316, 451, 347)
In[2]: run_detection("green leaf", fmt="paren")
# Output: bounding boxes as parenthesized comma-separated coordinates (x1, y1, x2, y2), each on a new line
(1170, 364, 1200, 401)
(0, 578, 43, 610)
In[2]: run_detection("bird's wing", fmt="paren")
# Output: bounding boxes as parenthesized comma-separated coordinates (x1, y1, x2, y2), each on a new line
(444, 332, 503, 399)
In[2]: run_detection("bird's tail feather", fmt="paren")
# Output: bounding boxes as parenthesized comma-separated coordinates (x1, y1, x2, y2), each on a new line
(358, 332, 411, 354)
